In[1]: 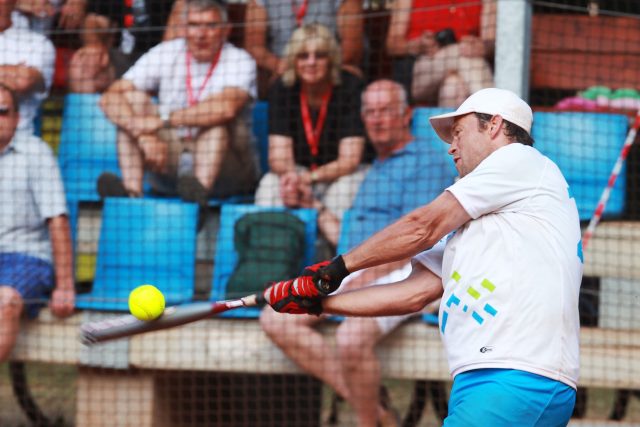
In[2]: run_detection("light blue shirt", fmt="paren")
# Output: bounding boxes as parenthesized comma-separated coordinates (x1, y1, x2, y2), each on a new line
(342, 138, 456, 251)
(0, 133, 67, 262)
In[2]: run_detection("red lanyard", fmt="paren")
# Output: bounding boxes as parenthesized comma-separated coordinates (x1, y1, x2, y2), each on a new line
(300, 88, 332, 165)
(185, 48, 222, 106)
(292, 0, 309, 27)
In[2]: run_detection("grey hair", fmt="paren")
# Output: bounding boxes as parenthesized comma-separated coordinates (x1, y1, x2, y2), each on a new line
(186, 0, 228, 22)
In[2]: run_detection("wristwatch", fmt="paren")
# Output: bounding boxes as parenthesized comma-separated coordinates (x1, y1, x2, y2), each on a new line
(160, 112, 171, 129)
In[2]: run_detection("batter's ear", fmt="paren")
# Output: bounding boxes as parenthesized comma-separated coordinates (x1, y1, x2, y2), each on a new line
(489, 115, 504, 137)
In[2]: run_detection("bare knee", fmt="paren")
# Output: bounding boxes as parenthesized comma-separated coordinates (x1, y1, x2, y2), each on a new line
(196, 125, 230, 157)
(260, 308, 318, 346)
(336, 318, 380, 362)
(439, 73, 468, 107)
(0, 286, 24, 318)
(259, 307, 282, 338)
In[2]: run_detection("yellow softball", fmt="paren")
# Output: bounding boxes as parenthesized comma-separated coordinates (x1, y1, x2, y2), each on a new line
(128, 284, 165, 321)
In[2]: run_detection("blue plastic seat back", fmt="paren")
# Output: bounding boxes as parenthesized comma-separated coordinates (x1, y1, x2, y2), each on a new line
(58, 94, 119, 202)
(411, 107, 457, 176)
(211, 204, 318, 318)
(75, 198, 198, 311)
(252, 101, 269, 175)
(532, 112, 629, 220)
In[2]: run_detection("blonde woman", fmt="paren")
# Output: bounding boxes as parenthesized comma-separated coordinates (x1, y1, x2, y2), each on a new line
(255, 24, 367, 221)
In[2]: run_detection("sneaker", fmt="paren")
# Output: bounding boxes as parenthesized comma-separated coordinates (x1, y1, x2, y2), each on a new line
(97, 172, 128, 199)
(378, 385, 401, 427)
(177, 175, 210, 231)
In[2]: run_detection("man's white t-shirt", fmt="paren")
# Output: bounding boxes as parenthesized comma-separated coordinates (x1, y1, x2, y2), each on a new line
(123, 39, 257, 139)
(0, 26, 55, 134)
(414, 143, 583, 389)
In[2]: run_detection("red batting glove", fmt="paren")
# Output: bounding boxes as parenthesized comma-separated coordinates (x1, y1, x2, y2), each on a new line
(302, 257, 349, 295)
(263, 276, 323, 315)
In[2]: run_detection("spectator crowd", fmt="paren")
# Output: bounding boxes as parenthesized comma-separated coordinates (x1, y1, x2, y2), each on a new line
(0, 1, 497, 426)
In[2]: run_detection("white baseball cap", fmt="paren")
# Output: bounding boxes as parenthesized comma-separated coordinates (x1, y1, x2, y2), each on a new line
(429, 88, 533, 143)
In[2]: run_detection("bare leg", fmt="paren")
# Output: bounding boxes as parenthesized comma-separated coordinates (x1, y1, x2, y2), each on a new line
(254, 172, 285, 207)
(0, 286, 24, 362)
(438, 73, 469, 108)
(456, 55, 494, 94)
(194, 125, 229, 191)
(117, 92, 159, 195)
(336, 317, 387, 427)
(260, 308, 351, 400)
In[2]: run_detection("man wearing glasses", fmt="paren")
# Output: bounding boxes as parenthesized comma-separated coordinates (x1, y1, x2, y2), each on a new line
(99, 0, 258, 226)
(0, 83, 75, 364)
(0, 0, 55, 135)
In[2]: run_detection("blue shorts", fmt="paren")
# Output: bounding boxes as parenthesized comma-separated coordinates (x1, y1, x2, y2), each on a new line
(0, 253, 54, 318)
(444, 369, 576, 427)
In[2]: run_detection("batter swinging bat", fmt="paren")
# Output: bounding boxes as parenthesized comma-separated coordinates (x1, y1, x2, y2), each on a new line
(80, 294, 264, 345)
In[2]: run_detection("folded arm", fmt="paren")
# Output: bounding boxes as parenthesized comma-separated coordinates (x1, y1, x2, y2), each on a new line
(0, 65, 46, 95)
(168, 87, 251, 128)
(100, 79, 162, 138)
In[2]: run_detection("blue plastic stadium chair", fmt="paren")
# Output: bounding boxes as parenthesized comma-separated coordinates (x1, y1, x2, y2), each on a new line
(532, 112, 629, 220)
(75, 198, 198, 311)
(411, 107, 457, 176)
(252, 101, 269, 175)
(211, 204, 318, 318)
(58, 93, 119, 203)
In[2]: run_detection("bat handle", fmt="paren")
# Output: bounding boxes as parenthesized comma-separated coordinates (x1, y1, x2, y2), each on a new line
(241, 293, 266, 307)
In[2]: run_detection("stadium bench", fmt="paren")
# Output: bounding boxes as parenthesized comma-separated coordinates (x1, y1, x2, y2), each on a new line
(12, 302, 640, 426)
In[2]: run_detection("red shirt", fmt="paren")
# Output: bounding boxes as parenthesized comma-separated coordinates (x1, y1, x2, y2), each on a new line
(407, 0, 483, 41)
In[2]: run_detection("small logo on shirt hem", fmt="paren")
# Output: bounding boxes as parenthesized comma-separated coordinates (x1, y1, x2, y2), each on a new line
(479, 346, 493, 353)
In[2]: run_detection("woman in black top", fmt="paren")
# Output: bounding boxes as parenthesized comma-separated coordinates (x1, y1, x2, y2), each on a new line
(255, 23, 367, 218)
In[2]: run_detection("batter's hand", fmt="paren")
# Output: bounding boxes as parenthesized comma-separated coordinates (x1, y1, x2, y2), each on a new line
(303, 256, 349, 295)
(263, 277, 323, 315)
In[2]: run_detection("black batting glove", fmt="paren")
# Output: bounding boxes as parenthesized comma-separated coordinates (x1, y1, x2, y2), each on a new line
(303, 255, 349, 295)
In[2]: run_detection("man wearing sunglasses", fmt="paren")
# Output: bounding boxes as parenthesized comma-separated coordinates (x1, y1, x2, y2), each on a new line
(0, 83, 75, 364)
(0, 0, 55, 135)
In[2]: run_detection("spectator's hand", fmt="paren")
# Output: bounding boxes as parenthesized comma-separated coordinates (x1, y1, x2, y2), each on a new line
(263, 277, 324, 315)
(59, 0, 86, 29)
(280, 171, 301, 208)
(129, 116, 163, 139)
(459, 35, 485, 58)
(419, 31, 439, 56)
(50, 287, 75, 318)
(139, 134, 169, 173)
(296, 171, 314, 208)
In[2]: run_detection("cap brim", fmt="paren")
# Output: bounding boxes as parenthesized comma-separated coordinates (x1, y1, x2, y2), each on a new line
(429, 111, 468, 144)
